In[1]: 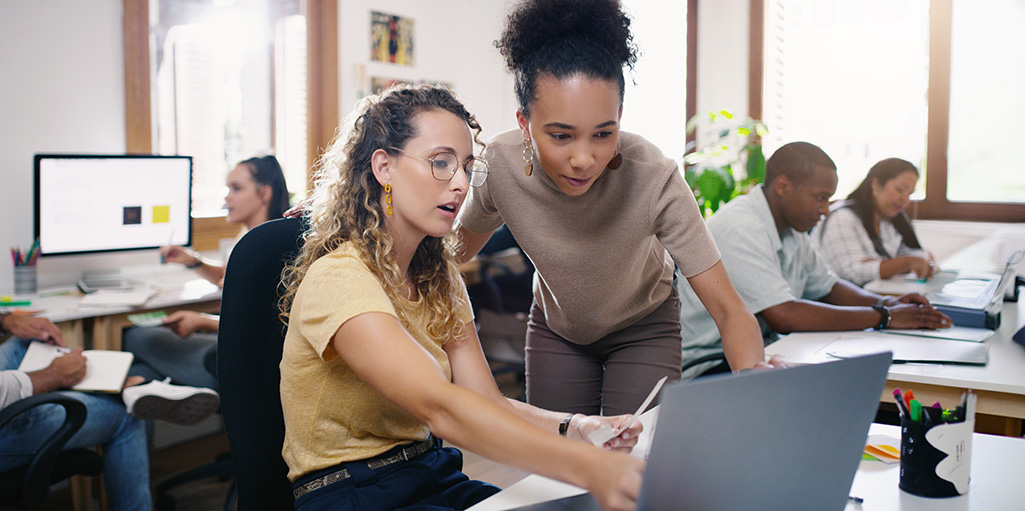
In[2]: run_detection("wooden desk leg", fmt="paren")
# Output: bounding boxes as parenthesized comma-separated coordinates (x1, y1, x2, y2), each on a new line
(92, 316, 118, 351)
(69, 475, 93, 511)
(56, 319, 85, 349)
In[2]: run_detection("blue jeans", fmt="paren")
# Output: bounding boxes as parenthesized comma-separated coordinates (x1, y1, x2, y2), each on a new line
(0, 338, 151, 511)
(123, 327, 218, 390)
(292, 438, 500, 511)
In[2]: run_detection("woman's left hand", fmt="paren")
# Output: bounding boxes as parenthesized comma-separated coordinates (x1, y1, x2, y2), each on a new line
(568, 413, 642, 453)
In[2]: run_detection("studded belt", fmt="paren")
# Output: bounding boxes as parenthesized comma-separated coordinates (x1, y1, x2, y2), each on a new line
(292, 437, 435, 500)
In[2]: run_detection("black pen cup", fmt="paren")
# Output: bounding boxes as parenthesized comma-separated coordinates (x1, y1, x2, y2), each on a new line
(899, 414, 973, 498)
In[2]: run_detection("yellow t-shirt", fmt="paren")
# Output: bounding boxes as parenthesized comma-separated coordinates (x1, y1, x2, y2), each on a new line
(279, 242, 473, 481)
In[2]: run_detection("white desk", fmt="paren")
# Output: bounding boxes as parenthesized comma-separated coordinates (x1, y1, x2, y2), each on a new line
(765, 299, 1025, 435)
(4, 267, 220, 351)
(470, 418, 1025, 511)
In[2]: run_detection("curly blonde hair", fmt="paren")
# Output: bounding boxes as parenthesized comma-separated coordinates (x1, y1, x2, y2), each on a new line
(280, 84, 485, 343)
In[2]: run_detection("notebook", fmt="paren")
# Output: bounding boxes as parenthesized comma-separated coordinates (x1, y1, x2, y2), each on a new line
(17, 340, 134, 393)
(508, 352, 892, 510)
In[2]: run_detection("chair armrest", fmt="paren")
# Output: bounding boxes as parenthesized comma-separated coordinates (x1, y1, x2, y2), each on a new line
(0, 393, 89, 505)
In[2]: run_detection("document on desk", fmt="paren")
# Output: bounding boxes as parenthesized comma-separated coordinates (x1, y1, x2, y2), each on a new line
(819, 332, 989, 366)
(17, 341, 133, 393)
(79, 288, 156, 307)
(881, 326, 994, 343)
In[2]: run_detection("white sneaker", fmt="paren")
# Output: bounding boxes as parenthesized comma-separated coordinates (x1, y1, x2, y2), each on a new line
(122, 378, 220, 426)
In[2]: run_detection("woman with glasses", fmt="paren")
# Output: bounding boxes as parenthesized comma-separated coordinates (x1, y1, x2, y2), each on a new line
(813, 158, 938, 286)
(457, 0, 782, 417)
(279, 84, 644, 511)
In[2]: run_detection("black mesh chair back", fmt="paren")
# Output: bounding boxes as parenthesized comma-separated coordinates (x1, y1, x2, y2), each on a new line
(218, 217, 305, 510)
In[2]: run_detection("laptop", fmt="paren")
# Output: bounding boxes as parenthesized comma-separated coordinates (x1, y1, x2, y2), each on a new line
(928, 249, 1023, 310)
(509, 352, 892, 510)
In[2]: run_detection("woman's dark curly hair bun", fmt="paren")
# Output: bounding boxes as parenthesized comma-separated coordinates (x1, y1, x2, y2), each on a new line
(496, 0, 638, 116)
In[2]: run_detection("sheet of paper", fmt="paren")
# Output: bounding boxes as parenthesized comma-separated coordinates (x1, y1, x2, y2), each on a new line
(820, 334, 988, 365)
(127, 310, 169, 327)
(17, 341, 133, 393)
(588, 376, 667, 446)
(79, 288, 155, 307)
(883, 326, 994, 343)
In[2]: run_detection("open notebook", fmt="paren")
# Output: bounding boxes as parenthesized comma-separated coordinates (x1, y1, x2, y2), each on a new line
(17, 341, 133, 393)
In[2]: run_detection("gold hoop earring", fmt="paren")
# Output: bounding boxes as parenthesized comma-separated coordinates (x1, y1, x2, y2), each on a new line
(608, 150, 623, 170)
(384, 183, 393, 216)
(522, 138, 534, 177)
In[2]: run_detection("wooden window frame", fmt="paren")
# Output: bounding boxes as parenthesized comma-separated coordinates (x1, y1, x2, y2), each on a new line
(748, 0, 1025, 223)
(122, 0, 337, 206)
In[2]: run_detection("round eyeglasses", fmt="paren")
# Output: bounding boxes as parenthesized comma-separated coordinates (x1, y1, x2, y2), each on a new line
(388, 148, 489, 187)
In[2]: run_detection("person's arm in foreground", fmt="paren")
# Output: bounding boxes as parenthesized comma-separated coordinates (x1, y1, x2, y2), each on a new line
(333, 312, 644, 511)
(760, 280, 951, 333)
(688, 261, 784, 372)
(159, 245, 226, 285)
(2, 314, 65, 347)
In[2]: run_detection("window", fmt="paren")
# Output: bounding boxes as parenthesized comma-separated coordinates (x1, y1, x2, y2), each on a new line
(945, 0, 1025, 204)
(124, 0, 337, 220)
(755, 0, 1025, 222)
(620, 0, 691, 160)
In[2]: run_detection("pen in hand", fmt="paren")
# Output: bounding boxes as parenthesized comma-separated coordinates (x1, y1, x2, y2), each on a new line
(160, 228, 176, 264)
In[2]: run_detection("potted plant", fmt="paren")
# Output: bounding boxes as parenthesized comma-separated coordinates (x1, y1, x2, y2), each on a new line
(683, 110, 768, 217)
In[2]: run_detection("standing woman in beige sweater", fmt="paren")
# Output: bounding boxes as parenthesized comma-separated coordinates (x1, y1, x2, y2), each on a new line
(457, 0, 782, 417)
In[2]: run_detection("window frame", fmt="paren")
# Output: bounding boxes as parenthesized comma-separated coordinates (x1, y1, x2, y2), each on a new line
(122, 0, 336, 203)
(749, 0, 1025, 222)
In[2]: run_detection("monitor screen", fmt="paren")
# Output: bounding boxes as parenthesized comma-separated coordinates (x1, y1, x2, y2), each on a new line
(34, 154, 193, 257)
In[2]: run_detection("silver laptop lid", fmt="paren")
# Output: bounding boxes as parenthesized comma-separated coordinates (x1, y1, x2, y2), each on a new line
(638, 352, 892, 511)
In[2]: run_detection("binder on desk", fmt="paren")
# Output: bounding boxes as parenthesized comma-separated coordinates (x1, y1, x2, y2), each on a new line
(927, 250, 1023, 330)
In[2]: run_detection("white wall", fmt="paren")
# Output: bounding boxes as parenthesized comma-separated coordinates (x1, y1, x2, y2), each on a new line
(0, 0, 127, 294)
(337, 0, 518, 141)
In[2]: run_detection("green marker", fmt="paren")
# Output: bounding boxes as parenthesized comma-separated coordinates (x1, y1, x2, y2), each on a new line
(910, 399, 922, 423)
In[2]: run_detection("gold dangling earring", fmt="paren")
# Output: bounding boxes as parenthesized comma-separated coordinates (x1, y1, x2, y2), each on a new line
(522, 138, 534, 177)
(384, 183, 393, 216)
(608, 150, 623, 170)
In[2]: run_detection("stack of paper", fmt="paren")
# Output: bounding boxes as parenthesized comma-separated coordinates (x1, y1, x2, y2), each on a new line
(79, 288, 156, 307)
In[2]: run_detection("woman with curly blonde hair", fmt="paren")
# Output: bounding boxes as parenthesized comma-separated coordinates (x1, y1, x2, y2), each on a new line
(278, 84, 644, 511)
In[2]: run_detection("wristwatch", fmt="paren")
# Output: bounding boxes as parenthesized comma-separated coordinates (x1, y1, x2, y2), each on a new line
(871, 304, 891, 330)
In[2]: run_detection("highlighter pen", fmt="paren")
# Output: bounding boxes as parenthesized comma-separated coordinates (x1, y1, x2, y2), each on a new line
(910, 399, 922, 423)
(903, 389, 915, 412)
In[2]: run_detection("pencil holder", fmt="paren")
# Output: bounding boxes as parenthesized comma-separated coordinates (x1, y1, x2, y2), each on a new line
(13, 266, 37, 295)
(899, 414, 973, 498)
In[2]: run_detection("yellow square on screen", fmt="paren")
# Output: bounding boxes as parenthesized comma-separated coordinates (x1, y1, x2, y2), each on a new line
(152, 205, 170, 223)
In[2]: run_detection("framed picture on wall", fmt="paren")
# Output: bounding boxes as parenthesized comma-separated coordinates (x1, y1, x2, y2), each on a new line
(371, 11, 414, 65)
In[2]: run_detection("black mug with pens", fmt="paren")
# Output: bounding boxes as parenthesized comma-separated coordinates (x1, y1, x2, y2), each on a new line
(11, 239, 40, 295)
(897, 388, 975, 498)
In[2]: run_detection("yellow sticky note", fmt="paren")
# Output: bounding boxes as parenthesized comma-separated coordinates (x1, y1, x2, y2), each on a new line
(152, 205, 170, 223)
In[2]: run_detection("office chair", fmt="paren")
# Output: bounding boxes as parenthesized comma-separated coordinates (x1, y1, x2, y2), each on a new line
(218, 217, 305, 510)
(681, 352, 729, 379)
(466, 226, 533, 396)
(0, 393, 104, 509)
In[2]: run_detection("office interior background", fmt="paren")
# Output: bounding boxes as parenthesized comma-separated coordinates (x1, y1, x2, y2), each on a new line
(2, 0, 1023, 295)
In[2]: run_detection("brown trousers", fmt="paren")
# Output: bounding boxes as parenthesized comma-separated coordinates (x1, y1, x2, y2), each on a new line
(524, 286, 683, 417)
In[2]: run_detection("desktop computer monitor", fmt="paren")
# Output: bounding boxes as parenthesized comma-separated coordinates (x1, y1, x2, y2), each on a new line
(34, 154, 193, 257)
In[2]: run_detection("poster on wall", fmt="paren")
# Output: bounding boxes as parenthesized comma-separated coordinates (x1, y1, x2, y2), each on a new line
(371, 11, 414, 65)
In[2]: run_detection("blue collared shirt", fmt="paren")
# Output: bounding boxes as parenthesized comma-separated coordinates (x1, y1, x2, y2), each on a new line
(678, 185, 838, 377)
